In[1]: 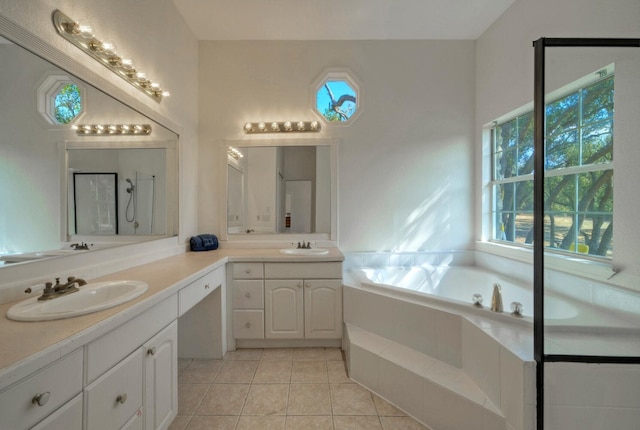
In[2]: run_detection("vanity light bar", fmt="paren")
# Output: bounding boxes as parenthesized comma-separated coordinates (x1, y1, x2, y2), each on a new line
(243, 121, 321, 134)
(52, 9, 170, 102)
(228, 147, 244, 159)
(71, 124, 152, 136)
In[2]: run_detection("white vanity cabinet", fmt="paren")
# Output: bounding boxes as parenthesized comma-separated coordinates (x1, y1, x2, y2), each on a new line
(0, 347, 83, 430)
(85, 296, 178, 430)
(232, 261, 343, 341)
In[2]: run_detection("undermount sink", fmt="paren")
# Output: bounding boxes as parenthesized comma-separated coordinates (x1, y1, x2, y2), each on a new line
(280, 248, 330, 256)
(6, 280, 148, 321)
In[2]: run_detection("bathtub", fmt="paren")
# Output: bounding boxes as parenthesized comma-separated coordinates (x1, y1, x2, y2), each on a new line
(343, 264, 538, 429)
(350, 264, 578, 321)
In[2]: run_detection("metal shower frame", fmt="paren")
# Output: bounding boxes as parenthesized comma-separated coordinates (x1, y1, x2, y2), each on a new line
(532, 37, 640, 430)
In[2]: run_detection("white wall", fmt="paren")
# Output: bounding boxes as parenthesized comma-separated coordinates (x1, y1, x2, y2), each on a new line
(198, 40, 476, 252)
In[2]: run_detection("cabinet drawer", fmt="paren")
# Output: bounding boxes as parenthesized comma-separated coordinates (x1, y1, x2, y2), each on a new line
(232, 263, 264, 279)
(31, 393, 83, 430)
(85, 348, 143, 430)
(233, 310, 264, 339)
(0, 347, 83, 430)
(86, 295, 177, 383)
(233, 280, 264, 309)
(264, 262, 342, 279)
(179, 266, 224, 316)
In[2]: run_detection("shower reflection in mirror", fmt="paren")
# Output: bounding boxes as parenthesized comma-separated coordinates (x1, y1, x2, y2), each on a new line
(67, 148, 166, 236)
(122, 172, 156, 234)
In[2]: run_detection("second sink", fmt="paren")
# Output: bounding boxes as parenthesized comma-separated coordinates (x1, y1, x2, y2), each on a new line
(280, 248, 329, 256)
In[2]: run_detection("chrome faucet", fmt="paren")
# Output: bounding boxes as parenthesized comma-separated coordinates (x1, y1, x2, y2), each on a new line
(490, 283, 503, 313)
(70, 242, 90, 250)
(38, 276, 87, 301)
(297, 241, 311, 249)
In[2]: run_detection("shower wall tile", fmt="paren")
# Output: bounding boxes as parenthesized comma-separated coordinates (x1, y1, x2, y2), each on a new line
(544, 405, 640, 430)
(546, 362, 640, 408)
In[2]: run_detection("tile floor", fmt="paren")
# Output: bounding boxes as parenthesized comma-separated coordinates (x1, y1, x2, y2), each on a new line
(169, 347, 429, 430)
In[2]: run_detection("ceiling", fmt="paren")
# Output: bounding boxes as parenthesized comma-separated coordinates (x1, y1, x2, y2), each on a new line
(172, 0, 515, 41)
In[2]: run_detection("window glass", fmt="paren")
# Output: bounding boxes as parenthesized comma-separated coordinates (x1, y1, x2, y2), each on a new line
(315, 79, 358, 122)
(491, 75, 613, 258)
(54, 83, 82, 124)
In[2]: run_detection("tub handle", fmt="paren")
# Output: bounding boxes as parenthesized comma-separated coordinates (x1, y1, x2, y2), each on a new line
(510, 301, 524, 317)
(472, 293, 483, 308)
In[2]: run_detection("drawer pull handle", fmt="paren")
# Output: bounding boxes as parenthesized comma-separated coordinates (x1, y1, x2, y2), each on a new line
(245, 322, 251, 328)
(32, 392, 50, 407)
(147, 347, 157, 356)
(245, 268, 251, 274)
(204, 284, 210, 290)
(245, 292, 251, 298)
(116, 393, 128, 404)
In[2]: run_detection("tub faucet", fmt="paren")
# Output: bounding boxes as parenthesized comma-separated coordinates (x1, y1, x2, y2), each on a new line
(490, 283, 503, 313)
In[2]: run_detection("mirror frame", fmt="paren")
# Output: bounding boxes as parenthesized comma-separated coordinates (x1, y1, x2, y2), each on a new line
(0, 12, 181, 265)
(219, 138, 338, 243)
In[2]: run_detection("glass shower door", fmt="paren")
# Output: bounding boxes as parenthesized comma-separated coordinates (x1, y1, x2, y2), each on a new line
(533, 38, 640, 430)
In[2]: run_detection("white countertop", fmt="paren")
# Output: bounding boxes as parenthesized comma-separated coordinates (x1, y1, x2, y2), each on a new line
(0, 247, 344, 389)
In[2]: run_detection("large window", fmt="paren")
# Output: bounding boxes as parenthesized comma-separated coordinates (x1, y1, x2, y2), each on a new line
(491, 74, 614, 258)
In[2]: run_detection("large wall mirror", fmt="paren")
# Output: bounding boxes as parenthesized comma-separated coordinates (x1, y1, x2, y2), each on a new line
(221, 139, 337, 242)
(0, 31, 178, 266)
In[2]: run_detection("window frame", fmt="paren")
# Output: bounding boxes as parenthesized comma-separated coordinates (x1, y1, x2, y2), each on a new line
(37, 74, 85, 126)
(488, 71, 614, 260)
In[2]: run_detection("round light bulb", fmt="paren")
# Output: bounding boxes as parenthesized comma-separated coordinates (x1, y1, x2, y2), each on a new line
(297, 121, 305, 131)
(284, 121, 292, 131)
(101, 40, 117, 56)
(271, 122, 280, 131)
(244, 123, 254, 133)
(75, 21, 94, 39)
(135, 72, 147, 82)
(258, 122, 266, 131)
(121, 58, 134, 70)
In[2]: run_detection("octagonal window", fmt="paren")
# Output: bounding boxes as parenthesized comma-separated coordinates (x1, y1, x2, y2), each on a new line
(314, 71, 361, 125)
(37, 74, 85, 126)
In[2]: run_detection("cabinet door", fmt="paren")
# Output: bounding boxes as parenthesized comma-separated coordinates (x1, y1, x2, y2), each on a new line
(265, 280, 304, 338)
(304, 280, 343, 339)
(144, 321, 178, 430)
